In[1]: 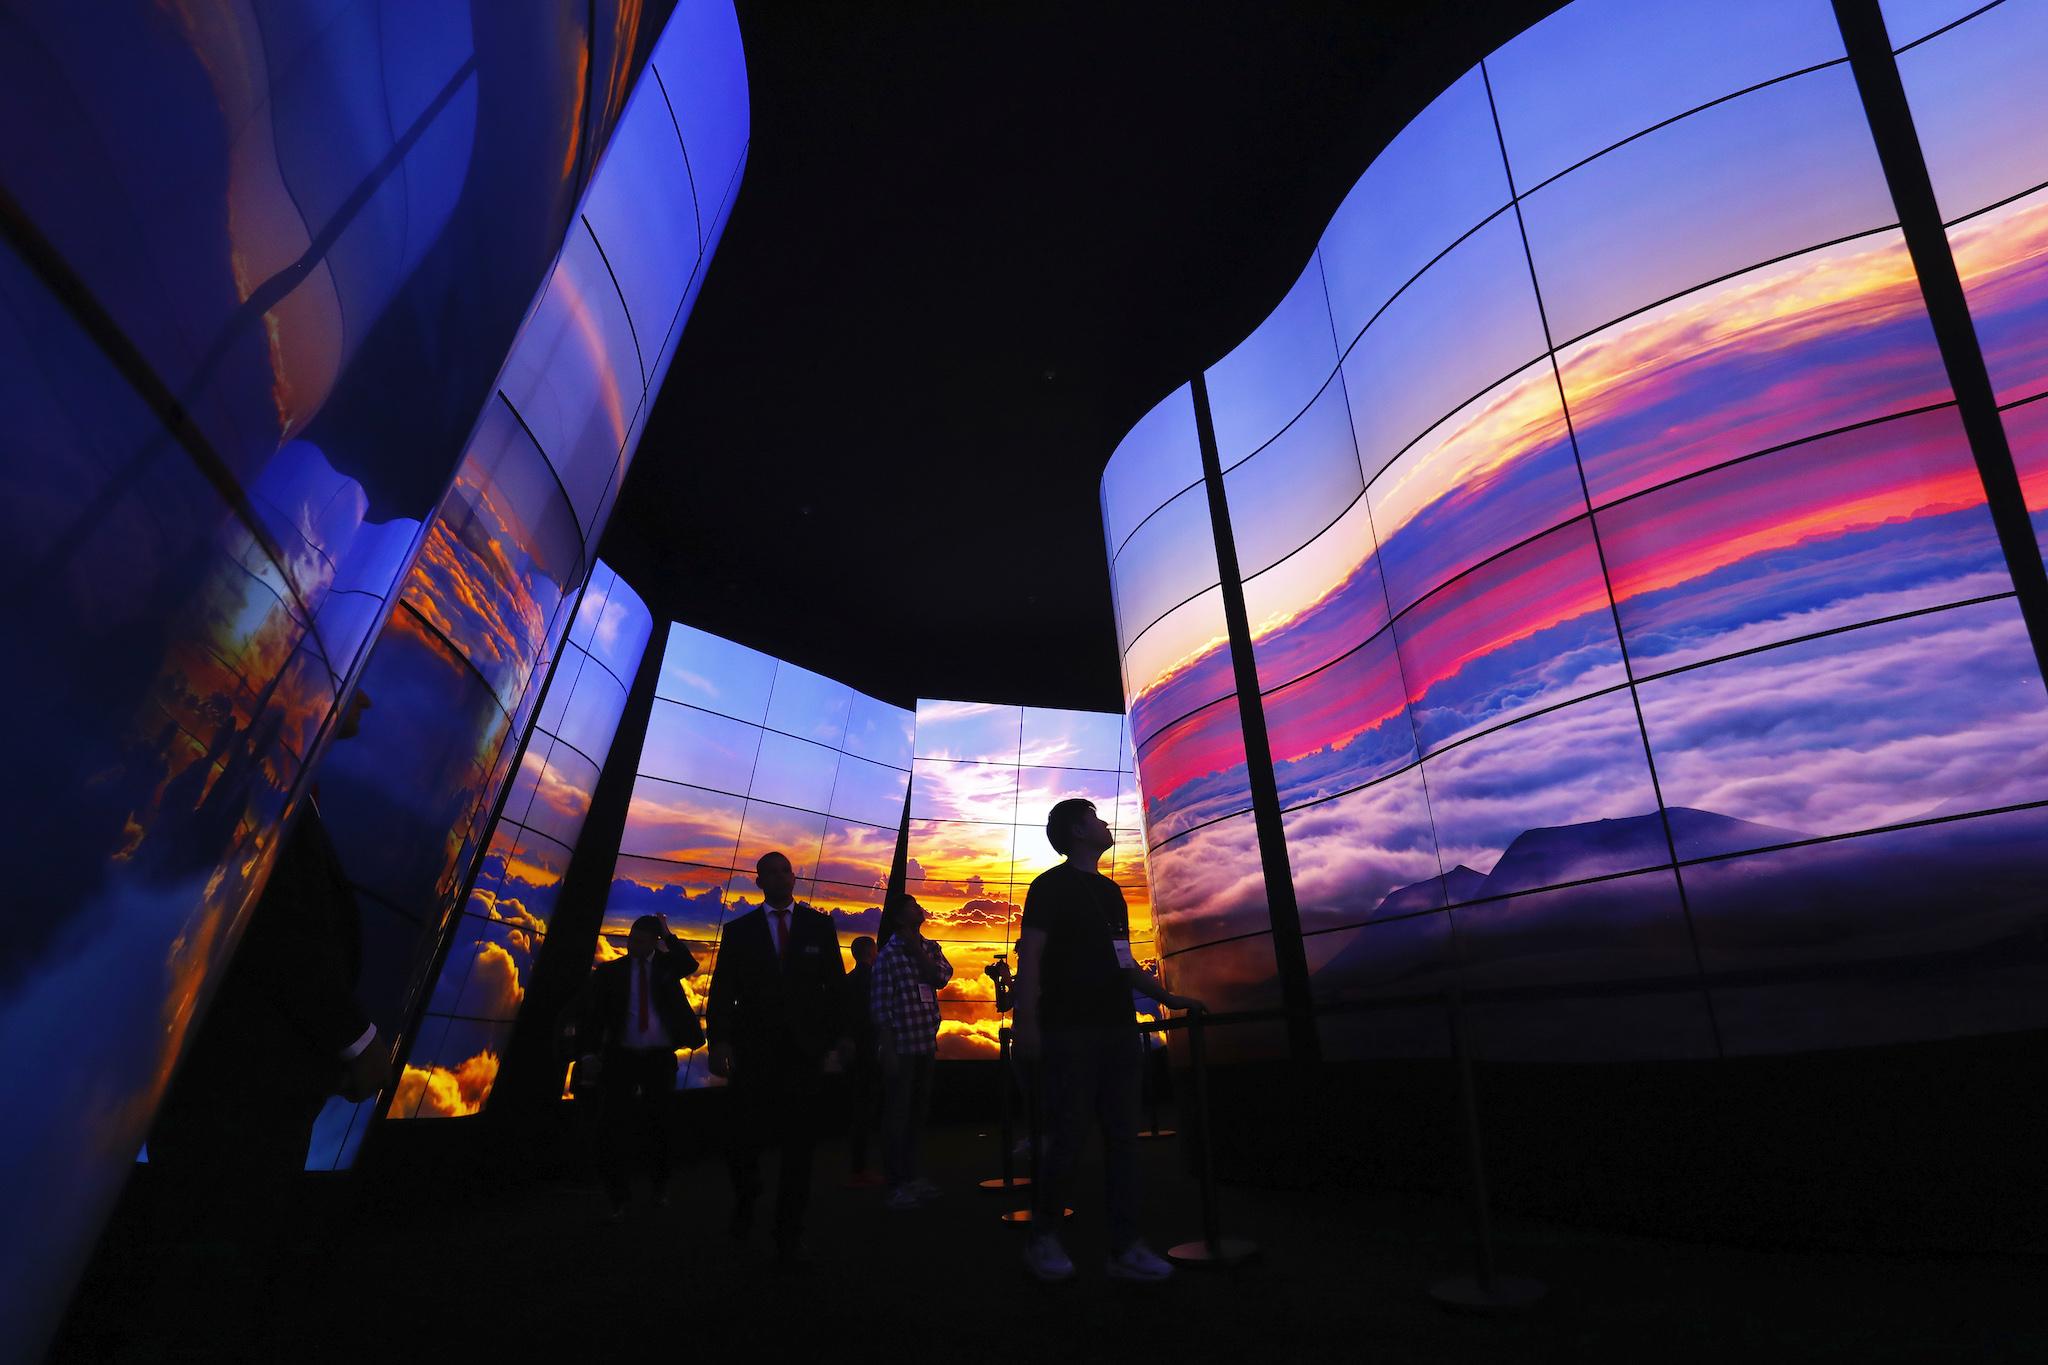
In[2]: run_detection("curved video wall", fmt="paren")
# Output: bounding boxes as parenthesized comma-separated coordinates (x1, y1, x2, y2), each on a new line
(907, 702, 1154, 1059)
(0, 0, 743, 1343)
(1106, 0, 2048, 1063)
(302, 0, 750, 1165)
(605, 623, 916, 1087)
(386, 565, 653, 1126)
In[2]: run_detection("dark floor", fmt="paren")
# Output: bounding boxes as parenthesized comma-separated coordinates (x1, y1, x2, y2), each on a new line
(54, 1113, 2048, 1363)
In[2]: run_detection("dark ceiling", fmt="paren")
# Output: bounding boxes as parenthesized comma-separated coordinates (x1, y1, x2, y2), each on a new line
(599, 0, 1563, 713)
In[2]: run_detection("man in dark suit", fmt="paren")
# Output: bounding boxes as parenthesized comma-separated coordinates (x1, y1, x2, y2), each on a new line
(705, 850, 847, 1266)
(575, 914, 701, 1218)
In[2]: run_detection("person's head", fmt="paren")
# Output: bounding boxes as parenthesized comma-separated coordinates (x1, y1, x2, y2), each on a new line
(880, 893, 926, 942)
(1046, 798, 1113, 860)
(334, 687, 373, 742)
(627, 914, 664, 960)
(754, 851, 796, 906)
(851, 935, 876, 966)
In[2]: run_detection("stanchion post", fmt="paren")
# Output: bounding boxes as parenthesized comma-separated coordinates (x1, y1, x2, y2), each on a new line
(1428, 987, 1544, 1311)
(1137, 1023, 1176, 1140)
(1001, 1045, 1067, 1224)
(979, 1026, 1031, 1195)
(1166, 1010, 1258, 1268)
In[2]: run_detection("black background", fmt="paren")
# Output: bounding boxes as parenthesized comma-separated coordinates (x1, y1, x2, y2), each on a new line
(600, 0, 1564, 712)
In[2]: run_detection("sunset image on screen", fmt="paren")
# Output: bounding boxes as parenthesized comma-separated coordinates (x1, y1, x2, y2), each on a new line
(909, 701, 1155, 1059)
(1105, 0, 2048, 1056)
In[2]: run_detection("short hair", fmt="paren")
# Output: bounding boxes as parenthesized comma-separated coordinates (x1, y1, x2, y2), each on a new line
(756, 850, 792, 874)
(629, 914, 664, 938)
(850, 935, 877, 958)
(1045, 798, 1097, 855)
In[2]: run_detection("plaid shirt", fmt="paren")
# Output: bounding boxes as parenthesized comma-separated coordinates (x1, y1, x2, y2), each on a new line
(870, 934, 952, 1055)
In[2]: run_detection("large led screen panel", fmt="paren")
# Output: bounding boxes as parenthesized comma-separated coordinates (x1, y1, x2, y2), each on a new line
(603, 624, 912, 1088)
(1102, 0, 2048, 1066)
(908, 702, 1157, 1060)
(0, 1, 742, 1347)
(385, 565, 652, 1123)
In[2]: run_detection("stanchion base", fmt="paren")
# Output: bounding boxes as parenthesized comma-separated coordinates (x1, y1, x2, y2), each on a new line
(1428, 1273, 1546, 1312)
(978, 1176, 1033, 1194)
(999, 1206, 1072, 1226)
(1165, 1236, 1260, 1268)
(1135, 1128, 1177, 1140)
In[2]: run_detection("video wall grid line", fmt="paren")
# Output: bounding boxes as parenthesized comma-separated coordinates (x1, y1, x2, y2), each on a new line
(1477, 56, 1727, 1054)
(605, 623, 915, 1085)
(1108, 0, 2048, 1062)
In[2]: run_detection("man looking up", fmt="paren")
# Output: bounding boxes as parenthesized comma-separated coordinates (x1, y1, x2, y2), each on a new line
(1014, 798, 1205, 1283)
(705, 850, 848, 1268)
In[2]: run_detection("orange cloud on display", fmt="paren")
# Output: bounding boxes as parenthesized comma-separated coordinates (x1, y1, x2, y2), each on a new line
(937, 1017, 1003, 1061)
(395, 1050, 501, 1119)
(465, 940, 526, 1018)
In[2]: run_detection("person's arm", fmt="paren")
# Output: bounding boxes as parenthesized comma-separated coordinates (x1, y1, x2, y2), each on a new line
(656, 922, 698, 981)
(910, 936, 950, 988)
(870, 944, 902, 1062)
(819, 912, 849, 1058)
(705, 932, 735, 1077)
(1125, 962, 1205, 1013)
(1013, 927, 1048, 1060)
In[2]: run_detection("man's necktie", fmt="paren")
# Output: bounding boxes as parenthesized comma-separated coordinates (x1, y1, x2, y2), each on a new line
(774, 908, 791, 962)
(638, 958, 651, 1031)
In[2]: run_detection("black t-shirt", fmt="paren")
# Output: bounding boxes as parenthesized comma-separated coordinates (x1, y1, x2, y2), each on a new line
(1021, 862, 1132, 1031)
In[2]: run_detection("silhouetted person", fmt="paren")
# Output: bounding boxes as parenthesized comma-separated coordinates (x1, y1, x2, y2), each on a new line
(843, 934, 883, 1186)
(872, 894, 951, 1210)
(146, 689, 390, 1349)
(575, 914, 702, 1219)
(1015, 798, 1205, 1283)
(151, 689, 389, 1176)
(705, 851, 848, 1267)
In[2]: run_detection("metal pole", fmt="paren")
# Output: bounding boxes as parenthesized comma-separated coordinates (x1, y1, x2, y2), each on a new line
(1002, 1050, 1063, 1224)
(980, 1026, 1030, 1194)
(1166, 1012, 1258, 1267)
(1429, 988, 1544, 1310)
(1137, 1023, 1175, 1139)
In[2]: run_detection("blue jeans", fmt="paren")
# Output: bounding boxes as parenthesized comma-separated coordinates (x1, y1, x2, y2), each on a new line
(1033, 1027, 1142, 1250)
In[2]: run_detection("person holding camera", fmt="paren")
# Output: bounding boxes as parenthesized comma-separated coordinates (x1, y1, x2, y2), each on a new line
(576, 914, 701, 1219)
(1014, 798, 1205, 1283)
(871, 894, 952, 1210)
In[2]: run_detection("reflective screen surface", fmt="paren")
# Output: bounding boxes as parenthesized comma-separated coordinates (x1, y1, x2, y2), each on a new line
(1104, 0, 2048, 1062)
(0, 0, 744, 1336)
(909, 702, 1156, 1059)
(606, 624, 914, 1087)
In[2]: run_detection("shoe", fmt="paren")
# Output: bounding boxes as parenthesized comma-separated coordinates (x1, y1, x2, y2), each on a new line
(1106, 1241, 1174, 1283)
(884, 1185, 922, 1212)
(905, 1177, 940, 1202)
(1023, 1233, 1075, 1283)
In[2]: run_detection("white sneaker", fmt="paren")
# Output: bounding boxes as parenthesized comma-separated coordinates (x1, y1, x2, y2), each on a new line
(1106, 1240, 1174, 1282)
(1023, 1232, 1075, 1283)
(885, 1185, 922, 1211)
